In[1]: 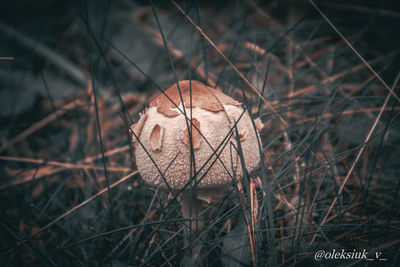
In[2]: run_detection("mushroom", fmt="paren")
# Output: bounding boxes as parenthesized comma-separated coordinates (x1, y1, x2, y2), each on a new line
(131, 80, 263, 255)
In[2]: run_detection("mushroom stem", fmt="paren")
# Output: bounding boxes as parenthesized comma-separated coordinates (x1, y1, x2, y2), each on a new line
(179, 191, 205, 257)
(179, 187, 229, 259)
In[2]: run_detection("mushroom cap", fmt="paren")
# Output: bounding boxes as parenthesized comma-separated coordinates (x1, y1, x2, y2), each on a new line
(131, 80, 262, 189)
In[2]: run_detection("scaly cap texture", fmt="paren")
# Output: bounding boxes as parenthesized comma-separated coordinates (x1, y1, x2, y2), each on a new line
(131, 80, 262, 189)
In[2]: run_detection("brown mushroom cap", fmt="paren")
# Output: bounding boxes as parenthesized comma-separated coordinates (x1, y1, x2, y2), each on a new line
(131, 80, 262, 189)
(149, 80, 241, 117)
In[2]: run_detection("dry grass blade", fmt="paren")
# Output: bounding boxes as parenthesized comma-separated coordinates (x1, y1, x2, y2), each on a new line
(236, 177, 256, 267)
(296, 107, 400, 125)
(83, 145, 130, 163)
(0, 100, 84, 153)
(322, 1, 400, 19)
(1, 145, 131, 188)
(0, 156, 131, 173)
